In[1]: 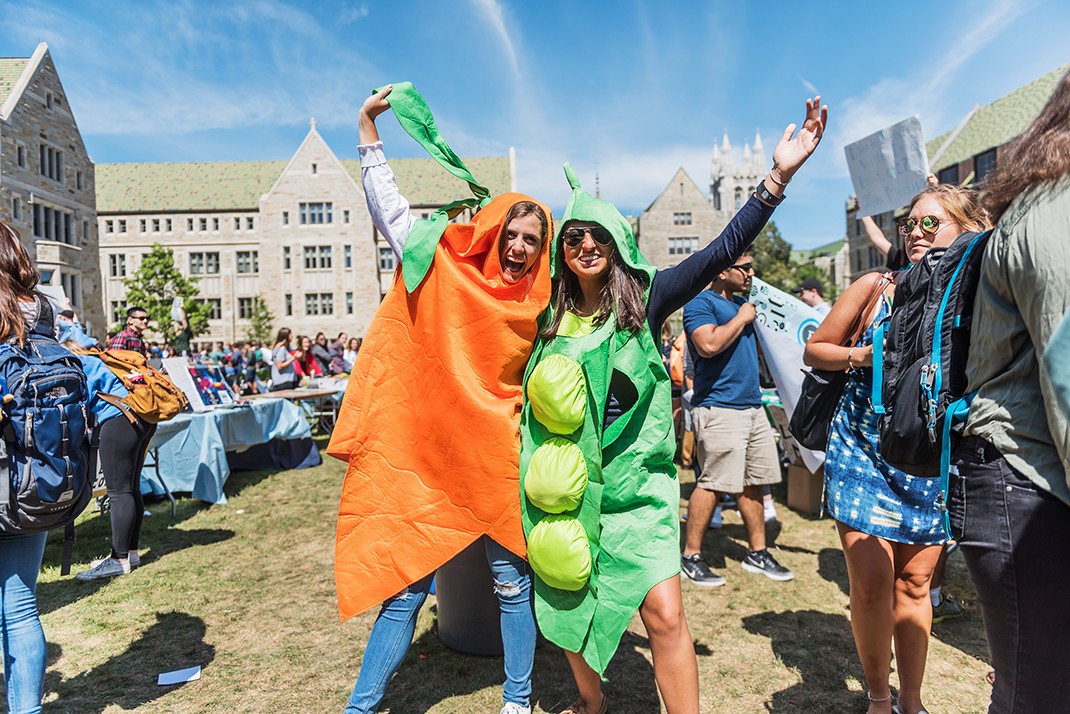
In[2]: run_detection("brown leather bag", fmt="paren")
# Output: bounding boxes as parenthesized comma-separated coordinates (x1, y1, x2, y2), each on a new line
(95, 349, 188, 423)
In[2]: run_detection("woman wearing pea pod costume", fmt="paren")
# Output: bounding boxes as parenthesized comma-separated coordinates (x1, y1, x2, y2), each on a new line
(519, 97, 827, 714)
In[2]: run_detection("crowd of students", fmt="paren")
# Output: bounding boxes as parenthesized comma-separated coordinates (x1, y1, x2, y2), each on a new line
(1, 71, 1068, 713)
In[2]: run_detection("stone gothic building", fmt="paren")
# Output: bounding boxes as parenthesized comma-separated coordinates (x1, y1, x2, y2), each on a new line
(638, 130, 768, 270)
(0, 43, 104, 333)
(96, 122, 512, 345)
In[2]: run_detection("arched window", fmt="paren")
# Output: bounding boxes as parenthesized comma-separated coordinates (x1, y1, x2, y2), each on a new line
(734, 187, 743, 211)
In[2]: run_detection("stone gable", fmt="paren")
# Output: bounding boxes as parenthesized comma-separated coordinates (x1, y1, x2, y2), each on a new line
(0, 44, 102, 334)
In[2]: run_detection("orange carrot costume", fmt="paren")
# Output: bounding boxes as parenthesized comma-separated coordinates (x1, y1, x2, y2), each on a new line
(327, 83, 551, 620)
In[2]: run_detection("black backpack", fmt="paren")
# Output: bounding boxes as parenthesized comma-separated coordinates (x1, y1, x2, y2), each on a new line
(874, 230, 991, 479)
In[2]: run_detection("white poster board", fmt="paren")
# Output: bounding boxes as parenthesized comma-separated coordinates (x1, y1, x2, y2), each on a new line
(748, 278, 826, 474)
(844, 116, 930, 217)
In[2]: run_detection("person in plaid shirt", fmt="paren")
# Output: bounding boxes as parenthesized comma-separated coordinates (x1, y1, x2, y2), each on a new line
(109, 306, 149, 355)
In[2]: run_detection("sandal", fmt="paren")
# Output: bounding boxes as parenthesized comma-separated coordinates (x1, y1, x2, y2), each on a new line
(559, 695, 608, 714)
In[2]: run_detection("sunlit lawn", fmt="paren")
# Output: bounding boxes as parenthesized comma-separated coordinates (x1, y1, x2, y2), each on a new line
(24, 442, 992, 712)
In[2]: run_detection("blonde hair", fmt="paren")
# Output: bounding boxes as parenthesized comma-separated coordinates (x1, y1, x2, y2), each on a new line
(909, 184, 990, 233)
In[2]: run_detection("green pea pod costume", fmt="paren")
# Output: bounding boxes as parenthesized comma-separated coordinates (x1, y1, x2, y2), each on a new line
(520, 164, 680, 675)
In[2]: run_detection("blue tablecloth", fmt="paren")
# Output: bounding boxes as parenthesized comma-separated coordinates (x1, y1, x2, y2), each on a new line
(142, 398, 314, 504)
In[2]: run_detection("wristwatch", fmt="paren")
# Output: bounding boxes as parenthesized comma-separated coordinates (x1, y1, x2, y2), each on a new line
(754, 180, 784, 207)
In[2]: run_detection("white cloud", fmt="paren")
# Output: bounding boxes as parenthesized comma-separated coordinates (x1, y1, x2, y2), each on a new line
(468, 0, 521, 81)
(823, 0, 1033, 180)
(7, 0, 380, 137)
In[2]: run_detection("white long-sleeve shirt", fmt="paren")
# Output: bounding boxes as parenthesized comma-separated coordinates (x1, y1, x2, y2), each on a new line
(358, 141, 415, 263)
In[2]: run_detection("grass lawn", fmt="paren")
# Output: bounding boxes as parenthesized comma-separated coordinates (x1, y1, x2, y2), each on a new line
(25, 443, 993, 713)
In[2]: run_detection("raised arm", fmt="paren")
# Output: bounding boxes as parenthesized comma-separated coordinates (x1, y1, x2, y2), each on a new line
(359, 86, 416, 263)
(647, 96, 828, 328)
(861, 215, 892, 259)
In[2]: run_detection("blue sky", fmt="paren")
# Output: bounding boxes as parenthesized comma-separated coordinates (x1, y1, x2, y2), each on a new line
(5, 0, 1068, 249)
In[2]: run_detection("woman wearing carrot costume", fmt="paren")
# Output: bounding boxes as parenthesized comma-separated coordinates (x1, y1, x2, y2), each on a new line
(328, 84, 551, 714)
(519, 98, 827, 714)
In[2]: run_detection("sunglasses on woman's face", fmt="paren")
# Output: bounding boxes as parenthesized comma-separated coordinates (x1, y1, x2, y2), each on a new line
(561, 225, 613, 247)
(897, 215, 945, 236)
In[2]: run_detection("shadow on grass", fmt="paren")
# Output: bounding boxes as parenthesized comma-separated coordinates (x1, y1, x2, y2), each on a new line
(377, 620, 668, 713)
(743, 609, 866, 712)
(43, 611, 214, 713)
(38, 527, 235, 616)
(818, 547, 851, 597)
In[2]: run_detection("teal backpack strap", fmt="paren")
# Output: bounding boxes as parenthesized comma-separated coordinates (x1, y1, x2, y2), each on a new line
(925, 230, 990, 437)
(936, 392, 975, 539)
(373, 82, 493, 292)
(871, 321, 888, 415)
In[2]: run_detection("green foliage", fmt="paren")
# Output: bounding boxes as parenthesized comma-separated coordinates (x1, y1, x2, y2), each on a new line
(121, 243, 212, 343)
(749, 220, 839, 300)
(245, 295, 275, 345)
(750, 221, 795, 292)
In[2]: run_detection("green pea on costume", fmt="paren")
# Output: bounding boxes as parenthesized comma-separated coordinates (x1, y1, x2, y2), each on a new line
(519, 165, 680, 675)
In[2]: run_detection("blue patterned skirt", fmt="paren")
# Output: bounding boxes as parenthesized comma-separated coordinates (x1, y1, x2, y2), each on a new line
(824, 365, 948, 546)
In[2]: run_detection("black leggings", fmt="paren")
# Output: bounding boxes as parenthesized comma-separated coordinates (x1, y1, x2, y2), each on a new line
(99, 415, 156, 558)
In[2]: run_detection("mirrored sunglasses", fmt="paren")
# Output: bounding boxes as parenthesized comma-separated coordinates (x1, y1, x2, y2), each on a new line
(897, 215, 944, 236)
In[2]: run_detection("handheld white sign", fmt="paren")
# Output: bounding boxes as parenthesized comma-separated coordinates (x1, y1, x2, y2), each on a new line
(845, 116, 930, 217)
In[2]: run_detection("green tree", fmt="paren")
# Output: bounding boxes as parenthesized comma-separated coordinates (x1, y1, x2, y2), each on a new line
(245, 295, 275, 345)
(121, 243, 212, 343)
(747, 220, 839, 300)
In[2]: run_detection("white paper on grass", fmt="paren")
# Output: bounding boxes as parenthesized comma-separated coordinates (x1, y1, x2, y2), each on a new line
(157, 665, 201, 686)
(844, 116, 930, 217)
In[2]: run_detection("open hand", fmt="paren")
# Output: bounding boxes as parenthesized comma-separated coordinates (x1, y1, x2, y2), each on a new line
(771, 96, 828, 183)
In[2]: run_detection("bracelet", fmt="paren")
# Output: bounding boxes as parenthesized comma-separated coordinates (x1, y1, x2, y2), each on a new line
(768, 166, 790, 187)
(845, 346, 857, 372)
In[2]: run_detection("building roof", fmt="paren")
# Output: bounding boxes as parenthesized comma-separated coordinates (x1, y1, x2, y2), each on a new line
(96, 154, 514, 213)
(929, 62, 1070, 173)
(792, 237, 845, 263)
(0, 57, 29, 107)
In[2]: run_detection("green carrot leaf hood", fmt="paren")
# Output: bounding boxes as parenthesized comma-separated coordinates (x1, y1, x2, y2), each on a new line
(552, 163, 655, 285)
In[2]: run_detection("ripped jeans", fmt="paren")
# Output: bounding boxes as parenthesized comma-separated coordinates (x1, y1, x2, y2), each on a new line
(344, 537, 535, 713)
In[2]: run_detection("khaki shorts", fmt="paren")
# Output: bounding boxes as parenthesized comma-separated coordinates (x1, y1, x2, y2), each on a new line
(693, 405, 781, 494)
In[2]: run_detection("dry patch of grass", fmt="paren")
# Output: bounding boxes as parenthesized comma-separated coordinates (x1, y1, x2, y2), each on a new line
(25, 450, 991, 713)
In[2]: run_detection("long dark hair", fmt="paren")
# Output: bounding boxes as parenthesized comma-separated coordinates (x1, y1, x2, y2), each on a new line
(273, 327, 292, 348)
(0, 222, 41, 344)
(500, 201, 549, 245)
(539, 238, 649, 340)
(982, 68, 1070, 222)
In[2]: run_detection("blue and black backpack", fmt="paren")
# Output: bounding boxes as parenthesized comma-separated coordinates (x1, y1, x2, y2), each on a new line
(0, 298, 95, 573)
(873, 230, 991, 532)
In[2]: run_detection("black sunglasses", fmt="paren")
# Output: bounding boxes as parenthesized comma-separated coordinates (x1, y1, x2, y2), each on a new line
(561, 225, 613, 247)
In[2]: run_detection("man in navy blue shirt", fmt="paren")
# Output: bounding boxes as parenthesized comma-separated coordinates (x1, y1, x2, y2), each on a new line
(680, 251, 793, 585)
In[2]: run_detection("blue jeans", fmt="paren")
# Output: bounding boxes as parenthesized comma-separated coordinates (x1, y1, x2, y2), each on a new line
(0, 533, 47, 714)
(950, 437, 1070, 713)
(345, 537, 535, 713)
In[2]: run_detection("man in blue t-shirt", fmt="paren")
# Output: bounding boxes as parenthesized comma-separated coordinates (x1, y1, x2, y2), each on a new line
(680, 251, 793, 586)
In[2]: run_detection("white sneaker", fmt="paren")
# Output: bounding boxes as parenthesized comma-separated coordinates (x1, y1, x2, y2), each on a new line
(90, 551, 139, 570)
(764, 498, 778, 523)
(500, 703, 531, 714)
(75, 557, 129, 580)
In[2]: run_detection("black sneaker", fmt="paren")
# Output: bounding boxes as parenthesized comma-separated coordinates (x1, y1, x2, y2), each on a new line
(931, 594, 964, 623)
(681, 554, 726, 587)
(741, 549, 794, 581)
